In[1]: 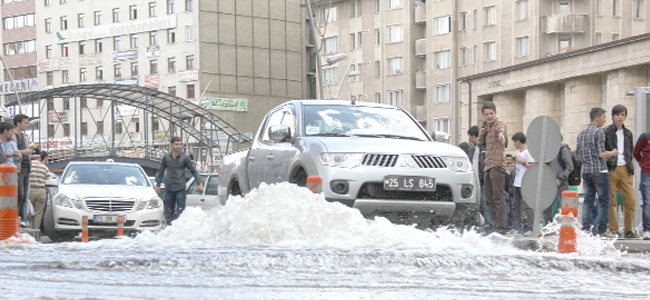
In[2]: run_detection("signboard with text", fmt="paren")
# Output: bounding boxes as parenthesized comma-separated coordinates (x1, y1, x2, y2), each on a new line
(113, 49, 137, 61)
(55, 15, 176, 43)
(115, 78, 138, 85)
(60, 58, 72, 68)
(38, 59, 59, 72)
(48, 111, 68, 122)
(178, 70, 198, 82)
(0, 78, 39, 95)
(80, 53, 103, 66)
(203, 97, 248, 112)
(146, 46, 160, 57)
(116, 105, 138, 116)
(144, 76, 159, 88)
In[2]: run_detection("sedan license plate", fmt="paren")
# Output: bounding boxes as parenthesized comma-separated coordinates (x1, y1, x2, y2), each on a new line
(94, 215, 118, 224)
(384, 176, 436, 192)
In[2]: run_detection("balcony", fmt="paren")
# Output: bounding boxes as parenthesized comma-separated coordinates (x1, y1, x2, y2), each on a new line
(415, 71, 426, 90)
(543, 14, 587, 34)
(415, 39, 426, 57)
(415, 4, 426, 24)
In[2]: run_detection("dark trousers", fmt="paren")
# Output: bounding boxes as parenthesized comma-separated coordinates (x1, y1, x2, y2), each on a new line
(164, 189, 187, 222)
(17, 171, 30, 223)
(582, 172, 610, 234)
(484, 167, 506, 233)
(512, 187, 533, 233)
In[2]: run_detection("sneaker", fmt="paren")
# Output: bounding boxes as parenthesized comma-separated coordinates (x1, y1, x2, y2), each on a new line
(643, 232, 650, 240)
(612, 231, 623, 238)
(598, 231, 616, 239)
(624, 231, 641, 239)
(523, 231, 533, 237)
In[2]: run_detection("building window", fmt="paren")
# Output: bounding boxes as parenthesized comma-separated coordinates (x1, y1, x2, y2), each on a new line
(388, 57, 403, 75)
(186, 26, 195, 41)
(95, 39, 103, 53)
(323, 67, 338, 85)
(48, 125, 54, 137)
(559, 36, 572, 52)
(97, 121, 104, 134)
(96, 99, 103, 108)
(3, 14, 36, 30)
(375, 29, 381, 46)
(485, 42, 496, 60)
(186, 0, 193, 11)
(150, 60, 158, 74)
(435, 118, 451, 134)
(96, 66, 103, 80)
(167, 0, 175, 14)
(460, 48, 467, 66)
(116, 122, 123, 134)
(324, 37, 337, 54)
(435, 85, 451, 103)
(460, 12, 466, 30)
(516, 1, 529, 20)
(78, 13, 85, 28)
(388, 90, 403, 106)
(46, 72, 53, 85)
(375, 92, 381, 103)
(46, 45, 53, 59)
(113, 8, 119, 23)
(187, 84, 195, 99)
(168, 29, 176, 43)
(387, 24, 403, 43)
(168, 86, 176, 96)
(613, 0, 618, 16)
(634, 0, 643, 18)
(149, 2, 157, 17)
(114, 64, 122, 78)
(147, 32, 157, 46)
(113, 36, 121, 50)
(168, 57, 176, 72)
(45, 0, 51, 6)
(62, 70, 69, 83)
(350, 0, 361, 18)
(485, 6, 496, 26)
(186, 55, 194, 70)
(79, 41, 86, 55)
(152, 117, 159, 131)
(94, 11, 101, 25)
(45, 18, 51, 32)
(595, 33, 602, 44)
(324, 7, 337, 23)
(60, 16, 68, 30)
(81, 122, 88, 136)
(435, 16, 451, 35)
(596, 0, 602, 15)
(131, 62, 138, 76)
(63, 124, 70, 136)
(130, 34, 138, 48)
(61, 43, 69, 57)
(517, 37, 529, 56)
(612, 33, 619, 41)
(559, 1, 571, 14)
(3, 40, 36, 56)
(435, 51, 451, 69)
(349, 33, 356, 50)
(130, 5, 138, 20)
(375, 60, 380, 77)
(80, 68, 87, 82)
(388, 0, 403, 10)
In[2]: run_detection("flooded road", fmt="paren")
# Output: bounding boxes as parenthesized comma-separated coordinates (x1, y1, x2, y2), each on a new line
(1, 183, 649, 299)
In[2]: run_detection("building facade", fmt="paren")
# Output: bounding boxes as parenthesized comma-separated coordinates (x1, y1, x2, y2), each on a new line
(2, 0, 38, 105)
(314, 0, 650, 144)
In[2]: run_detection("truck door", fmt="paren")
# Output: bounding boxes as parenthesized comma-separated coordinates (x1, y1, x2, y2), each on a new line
(248, 108, 287, 189)
(264, 106, 298, 184)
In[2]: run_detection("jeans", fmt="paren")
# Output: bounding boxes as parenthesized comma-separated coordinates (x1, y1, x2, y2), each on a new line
(17, 171, 30, 224)
(512, 187, 534, 233)
(164, 189, 187, 222)
(480, 185, 492, 229)
(582, 172, 610, 234)
(484, 167, 507, 233)
(505, 191, 513, 230)
(640, 172, 650, 232)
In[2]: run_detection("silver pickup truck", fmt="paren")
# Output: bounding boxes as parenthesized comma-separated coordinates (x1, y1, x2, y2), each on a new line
(218, 100, 480, 229)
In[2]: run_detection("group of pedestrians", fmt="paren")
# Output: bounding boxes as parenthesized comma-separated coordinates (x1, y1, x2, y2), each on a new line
(465, 102, 649, 239)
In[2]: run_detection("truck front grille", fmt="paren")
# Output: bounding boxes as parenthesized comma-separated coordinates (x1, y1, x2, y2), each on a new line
(84, 197, 136, 212)
(362, 154, 398, 167)
(411, 155, 447, 169)
(356, 182, 453, 201)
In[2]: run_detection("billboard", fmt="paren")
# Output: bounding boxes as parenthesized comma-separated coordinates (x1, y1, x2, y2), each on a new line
(202, 98, 248, 112)
(178, 70, 198, 82)
(56, 15, 176, 43)
(113, 49, 137, 61)
(38, 59, 59, 72)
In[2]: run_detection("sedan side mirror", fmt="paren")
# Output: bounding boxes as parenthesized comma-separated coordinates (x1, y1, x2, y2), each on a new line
(268, 124, 290, 142)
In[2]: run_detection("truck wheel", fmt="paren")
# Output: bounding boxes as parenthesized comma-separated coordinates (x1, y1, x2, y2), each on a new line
(229, 179, 242, 196)
(291, 169, 307, 187)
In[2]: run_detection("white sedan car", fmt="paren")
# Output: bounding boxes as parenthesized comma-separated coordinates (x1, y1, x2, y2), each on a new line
(42, 161, 164, 241)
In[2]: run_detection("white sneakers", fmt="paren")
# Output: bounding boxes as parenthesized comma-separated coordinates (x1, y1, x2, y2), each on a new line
(643, 231, 650, 240)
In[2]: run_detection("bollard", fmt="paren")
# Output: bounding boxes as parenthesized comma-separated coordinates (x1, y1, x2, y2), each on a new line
(81, 215, 88, 243)
(557, 203, 578, 254)
(117, 215, 124, 237)
(0, 164, 18, 240)
(561, 190, 579, 210)
(306, 176, 323, 194)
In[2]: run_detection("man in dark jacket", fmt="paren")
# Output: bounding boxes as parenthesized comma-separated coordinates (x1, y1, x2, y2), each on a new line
(604, 104, 638, 238)
(545, 142, 573, 225)
(468, 126, 491, 230)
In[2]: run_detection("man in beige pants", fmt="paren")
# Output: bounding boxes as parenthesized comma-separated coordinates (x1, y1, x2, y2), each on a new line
(29, 151, 51, 230)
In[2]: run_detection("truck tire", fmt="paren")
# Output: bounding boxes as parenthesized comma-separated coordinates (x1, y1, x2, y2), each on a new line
(229, 179, 242, 197)
(291, 169, 307, 187)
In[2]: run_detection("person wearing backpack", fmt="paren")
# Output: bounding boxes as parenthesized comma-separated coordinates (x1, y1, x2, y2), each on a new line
(604, 105, 639, 239)
(545, 141, 574, 225)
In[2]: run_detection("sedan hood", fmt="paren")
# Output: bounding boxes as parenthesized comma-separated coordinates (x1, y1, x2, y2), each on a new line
(58, 185, 157, 200)
(312, 137, 466, 157)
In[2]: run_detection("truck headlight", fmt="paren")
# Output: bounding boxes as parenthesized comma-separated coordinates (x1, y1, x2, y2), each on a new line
(137, 197, 163, 210)
(443, 157, 473, 172)
(319, 153, 364, 168)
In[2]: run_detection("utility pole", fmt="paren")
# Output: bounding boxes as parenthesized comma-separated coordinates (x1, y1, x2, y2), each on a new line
(304, 0, 325, 100)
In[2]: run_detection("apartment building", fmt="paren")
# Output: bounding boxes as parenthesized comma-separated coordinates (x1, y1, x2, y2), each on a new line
(314, 0, 650, 144)
(35, 0, 309, 143)
(1, 0, 38, 105)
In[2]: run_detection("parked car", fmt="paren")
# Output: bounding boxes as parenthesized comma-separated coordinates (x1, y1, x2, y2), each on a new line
(186, 173, 219, 209)
(42, 161, 165, 241)
(217, 100, 480, 229)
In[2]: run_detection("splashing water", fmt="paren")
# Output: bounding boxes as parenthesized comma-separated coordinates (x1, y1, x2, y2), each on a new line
(539, 214, 620, 257)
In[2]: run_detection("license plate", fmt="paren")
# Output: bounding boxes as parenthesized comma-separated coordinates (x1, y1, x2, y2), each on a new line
(384, 176, 436, 192)
(94, 215, 118, 224)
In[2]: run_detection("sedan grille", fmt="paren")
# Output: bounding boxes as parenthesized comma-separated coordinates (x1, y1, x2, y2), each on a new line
(84, 197, 136, 212)
(411, 155, 447, 169)
(362, 154, 398, 167)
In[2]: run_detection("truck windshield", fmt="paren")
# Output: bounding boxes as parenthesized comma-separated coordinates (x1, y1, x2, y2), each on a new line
(303, 105, 430, 141)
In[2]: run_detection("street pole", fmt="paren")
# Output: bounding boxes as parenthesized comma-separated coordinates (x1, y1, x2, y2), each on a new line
(336, 43, 362, 100)
(304, 0, 325, 100)
(0, 54, 23, 114)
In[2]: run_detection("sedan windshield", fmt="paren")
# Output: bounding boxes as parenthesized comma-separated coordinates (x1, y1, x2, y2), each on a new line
(62, 164, 149, 186)
(303, 105, 430, 141)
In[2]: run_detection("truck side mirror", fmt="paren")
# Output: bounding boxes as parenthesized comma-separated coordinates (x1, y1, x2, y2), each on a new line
(432, 131, 450, 143)
(268, 124, 290, 142)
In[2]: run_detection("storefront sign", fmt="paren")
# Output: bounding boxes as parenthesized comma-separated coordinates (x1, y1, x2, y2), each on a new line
(178, 70, 198, 82)
(113, 49, 137, 61)
(80, 53, 103, 66)
(56, 15, 176, 43)
(60, 58, 72, 68)
(146, 46, 160, 57)
(203, 97, 248, 112)
(37, 59, 59, 72)
(48, 111, 67, 122)
(115, 105, 138, 116)
(0, 78, 39, 95)
(144, 76, 159, 88)
(115, 78, 138, 85)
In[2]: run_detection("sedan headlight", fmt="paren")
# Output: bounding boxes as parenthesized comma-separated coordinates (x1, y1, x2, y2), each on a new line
(443, 157, 473, 172)
(319, 153, 364, 168)
(136, 197, 163, 210)
(55, 194, 83, 209)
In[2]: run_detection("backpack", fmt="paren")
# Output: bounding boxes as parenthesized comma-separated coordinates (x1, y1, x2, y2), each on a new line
(557, 145, 582, 186)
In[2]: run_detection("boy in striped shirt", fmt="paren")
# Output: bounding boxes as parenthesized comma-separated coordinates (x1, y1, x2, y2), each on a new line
(29, 151, 51, 230)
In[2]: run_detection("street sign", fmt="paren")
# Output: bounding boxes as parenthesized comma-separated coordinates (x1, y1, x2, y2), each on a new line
(525, 116, 562, 237)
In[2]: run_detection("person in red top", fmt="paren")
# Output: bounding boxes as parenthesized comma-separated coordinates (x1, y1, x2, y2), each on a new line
(633, 130, 650, 240)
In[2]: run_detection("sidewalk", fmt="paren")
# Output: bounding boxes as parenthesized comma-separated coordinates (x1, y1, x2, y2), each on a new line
(512, 236, 650, 253)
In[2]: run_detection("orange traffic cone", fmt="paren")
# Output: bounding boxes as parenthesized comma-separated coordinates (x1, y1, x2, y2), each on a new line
(557, 203, 578, 254)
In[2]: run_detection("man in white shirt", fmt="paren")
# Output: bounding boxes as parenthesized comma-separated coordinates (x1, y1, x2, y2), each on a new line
(511, 132, 535, 236)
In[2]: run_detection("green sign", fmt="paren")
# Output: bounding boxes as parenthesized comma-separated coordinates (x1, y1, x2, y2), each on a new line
(204, 97, 248, 112)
